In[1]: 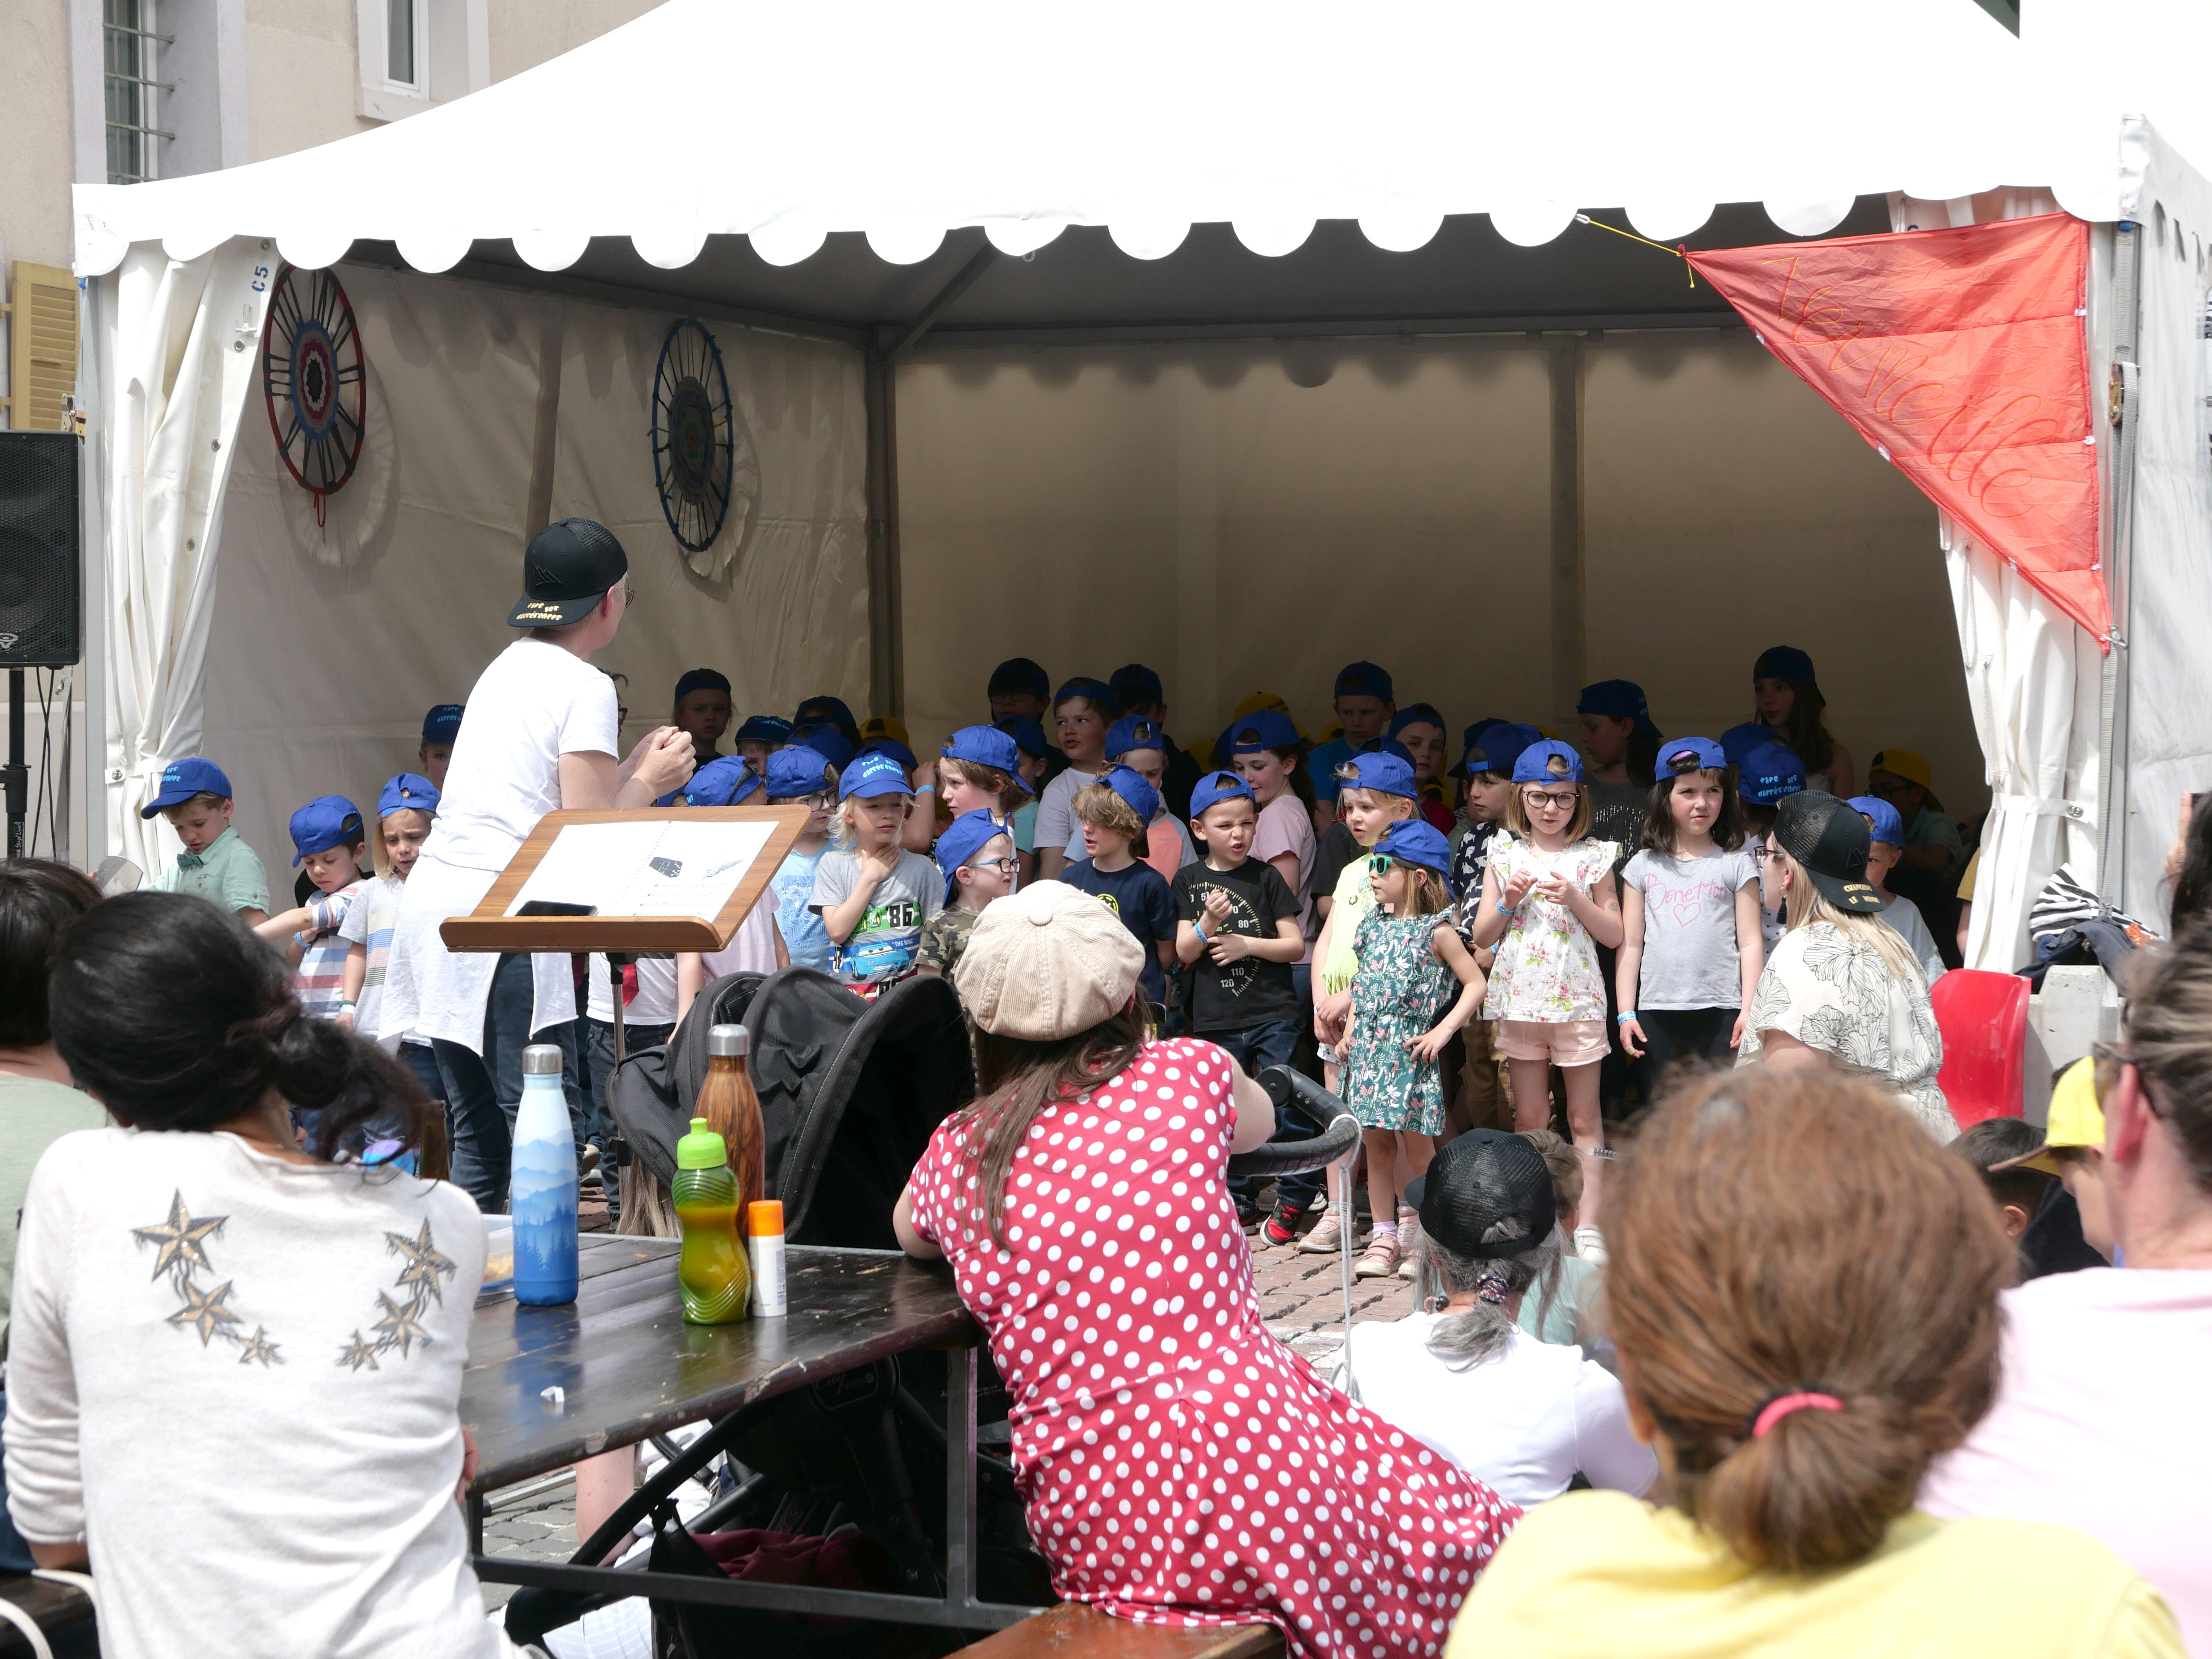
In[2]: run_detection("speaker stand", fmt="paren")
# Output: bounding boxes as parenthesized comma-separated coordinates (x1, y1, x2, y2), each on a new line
(4, 668, 24, 859)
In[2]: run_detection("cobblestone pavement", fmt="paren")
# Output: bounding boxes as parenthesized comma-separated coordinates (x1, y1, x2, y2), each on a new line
(479, 1203, 1407, 1612)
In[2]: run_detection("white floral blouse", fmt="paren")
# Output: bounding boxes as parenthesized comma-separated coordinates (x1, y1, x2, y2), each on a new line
(1736, 920, 1956, 1140)
(1482, 831, 1618, 1023)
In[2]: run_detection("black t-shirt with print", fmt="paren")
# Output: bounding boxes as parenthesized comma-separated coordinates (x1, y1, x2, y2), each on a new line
(1063, 858, 1178, 1005)
(1172, 857, 1299, 1034)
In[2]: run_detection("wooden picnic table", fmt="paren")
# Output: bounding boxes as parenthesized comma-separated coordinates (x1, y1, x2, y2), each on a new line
(464, 1234, 1034, 1632)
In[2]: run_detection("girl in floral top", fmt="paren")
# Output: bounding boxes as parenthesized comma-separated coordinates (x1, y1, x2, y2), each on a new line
(1465, 741, 1624, 1232)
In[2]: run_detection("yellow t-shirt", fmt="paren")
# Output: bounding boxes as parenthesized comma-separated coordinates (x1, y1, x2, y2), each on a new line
(1448, 1490, 2182, 1659)
(1959, 846, 1982, 902)
(1320, 857, 1380, 998)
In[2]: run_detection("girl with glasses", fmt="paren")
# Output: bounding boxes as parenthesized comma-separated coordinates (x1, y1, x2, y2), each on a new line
(1464, 741, 1625, 1249)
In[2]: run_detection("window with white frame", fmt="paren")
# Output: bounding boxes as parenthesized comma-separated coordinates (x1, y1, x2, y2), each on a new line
(384, 0, 428, 92)
(104, 0, 174, 184)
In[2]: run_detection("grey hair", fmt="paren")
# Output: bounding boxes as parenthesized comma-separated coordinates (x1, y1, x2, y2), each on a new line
(1413, 1224, 1564, 1368)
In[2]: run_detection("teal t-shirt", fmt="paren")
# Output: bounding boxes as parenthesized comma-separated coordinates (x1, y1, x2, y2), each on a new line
(155, 826, 271, 916)
(771, 845, 833, 971)
(0, 1075, 109, 1356)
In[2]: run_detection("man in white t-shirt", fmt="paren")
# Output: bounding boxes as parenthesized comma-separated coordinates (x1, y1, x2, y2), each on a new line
(1919, 927, 2212, 1655)
(383, 518, 694, 1213)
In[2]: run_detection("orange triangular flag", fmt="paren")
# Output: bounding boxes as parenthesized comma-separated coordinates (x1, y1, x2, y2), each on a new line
(1688, 214, 2106, 646)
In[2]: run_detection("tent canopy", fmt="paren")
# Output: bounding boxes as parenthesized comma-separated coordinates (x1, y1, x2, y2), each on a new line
(75, 0, 2137, 304)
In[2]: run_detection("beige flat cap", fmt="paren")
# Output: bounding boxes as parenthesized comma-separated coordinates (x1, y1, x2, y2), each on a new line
(953, 880, 1144, 1041)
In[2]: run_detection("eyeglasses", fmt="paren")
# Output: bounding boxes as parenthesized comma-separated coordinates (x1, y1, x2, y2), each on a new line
(1760, 845, 1791, 864)
(967, 857, 1020, 875)
(799, 791, 835, 810)
(621, 579, 637, 606)
(1522, 789, 1578, 810)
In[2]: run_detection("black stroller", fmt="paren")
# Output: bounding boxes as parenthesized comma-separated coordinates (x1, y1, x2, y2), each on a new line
(506, 968, 1357, 1656)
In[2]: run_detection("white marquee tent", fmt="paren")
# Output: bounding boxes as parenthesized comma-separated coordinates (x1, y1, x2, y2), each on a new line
(65, 0, 2212, 973)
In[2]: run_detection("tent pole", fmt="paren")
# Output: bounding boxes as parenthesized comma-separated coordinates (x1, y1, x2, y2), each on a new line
(523, 304, 566, 543)
(864, 346, 903, 720)
(2097, 221, 2141, 908)
(78, 272, 108, 872)
(1546, 334, 1587, 730)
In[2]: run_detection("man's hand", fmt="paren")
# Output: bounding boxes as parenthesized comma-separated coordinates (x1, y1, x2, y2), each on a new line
(630, 726, 695, 797)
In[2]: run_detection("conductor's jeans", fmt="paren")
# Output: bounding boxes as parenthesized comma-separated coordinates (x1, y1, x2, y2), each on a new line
(434, 951, 589, 1215)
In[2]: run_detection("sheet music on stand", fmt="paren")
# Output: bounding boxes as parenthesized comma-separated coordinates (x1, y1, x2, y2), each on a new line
(503, 818, 777, 921)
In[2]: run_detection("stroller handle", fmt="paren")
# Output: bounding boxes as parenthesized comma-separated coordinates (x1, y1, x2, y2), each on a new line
(1226, 1111, 1359, 1179)
(1258, 1064, 1346, 1133)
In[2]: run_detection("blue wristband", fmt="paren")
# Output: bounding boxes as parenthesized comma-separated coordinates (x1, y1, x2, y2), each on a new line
(1495, 898, 1513, 917)
(1616, 1012, 1638, 1025)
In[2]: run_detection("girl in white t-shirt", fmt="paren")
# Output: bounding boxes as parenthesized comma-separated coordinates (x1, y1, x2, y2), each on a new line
(1616, 737, 1765, 1079)
(1034, 678, 1116, 881)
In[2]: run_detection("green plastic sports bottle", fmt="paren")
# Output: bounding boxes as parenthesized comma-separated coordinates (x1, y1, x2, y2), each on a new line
(673, 1116, 751, 1325)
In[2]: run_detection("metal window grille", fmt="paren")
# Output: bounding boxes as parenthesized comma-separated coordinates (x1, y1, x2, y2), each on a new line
(104, 0, 175, 185)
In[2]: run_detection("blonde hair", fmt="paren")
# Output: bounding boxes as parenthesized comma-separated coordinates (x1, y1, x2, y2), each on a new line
(940, 755, 1025, 815)
(833, 789, 909, 848)
(369, 808, 433, 879)
(1396, 865, 1452, 917)
(1504, 753, 1594, 840)
(1334, 779, 1418, 836)
(1778, 850, 1925, 984)
(1072, 779, 1146, 856)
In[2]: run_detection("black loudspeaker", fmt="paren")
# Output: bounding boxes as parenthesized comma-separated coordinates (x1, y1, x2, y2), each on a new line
(0, 432, 81, 668)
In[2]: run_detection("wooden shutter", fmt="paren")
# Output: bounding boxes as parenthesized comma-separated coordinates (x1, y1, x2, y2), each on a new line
(7, 262, 81, 433)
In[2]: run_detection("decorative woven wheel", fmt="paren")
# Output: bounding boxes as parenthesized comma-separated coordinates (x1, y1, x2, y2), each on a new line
(651, 319, 737, 556)
(261, 263, 367, 523)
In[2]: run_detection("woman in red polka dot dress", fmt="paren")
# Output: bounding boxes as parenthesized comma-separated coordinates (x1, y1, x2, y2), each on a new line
(894, 883, 1522, 1659)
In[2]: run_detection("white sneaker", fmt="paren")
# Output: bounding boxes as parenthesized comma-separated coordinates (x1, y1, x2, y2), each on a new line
(1299, 1211, 1346, 1254)
(1574, 1223, 1609, 1267)
(1397, 1214, 1423, 1278)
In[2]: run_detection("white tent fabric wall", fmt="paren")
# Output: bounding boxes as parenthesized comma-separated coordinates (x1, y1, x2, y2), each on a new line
(98, 239, 276, 882)
(2111, 123, 2212, 930)
(199, 262, 868, 872)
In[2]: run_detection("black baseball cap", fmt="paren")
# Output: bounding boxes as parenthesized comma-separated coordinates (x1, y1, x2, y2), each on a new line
(1772, 790, 1886, 914)
(1404, 1129, 1556, 1261)
(508, 518, 629, 628)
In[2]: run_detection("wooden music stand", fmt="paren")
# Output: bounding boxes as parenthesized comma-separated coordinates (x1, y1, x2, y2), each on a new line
(439, 804, 809, 1072)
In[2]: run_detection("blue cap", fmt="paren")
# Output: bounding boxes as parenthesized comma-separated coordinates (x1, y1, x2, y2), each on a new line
(1658, 736, 1729, 775)
(1740, 742, 1808, 806)
(1719, 721, 1772, 769)
(1512, 739, 1586, 785)
(1228, 709, 1300, 754)
(859, 737, 917, 773)
(1189, 770, 1257, 819)
(1356, 736, 1417, 764)
(421, 704, 464, 744)
(935, 810, 1011, 906)
(674, 668, 731, 703)
(794, 695, 858, 737)
(788, 724, 855, 771)
(1105, 715, 1167, 759)
(987, 657, 1050, 701)
(1334, 660, 1394, 702)
(942, 724, 1029, 787)
(289, 794, 366, 864)
(1754, 645, 1817, 686)
(1389, 702, 1447, 739)
(377, 773, 440, 818)
(734, 714, 792, 747)
(840, 751, 912, 801)
(1454, 718, 1506, 772)
(1053, 676, 1120, 715)
(1107, 663, 1165, 710)
(1372, 818, 1455, 888)
(684, 755, 763, 807)
(141, 757, 234, 817)
(1340, 751, 1417, 800)
(1849, 794, 1906, 847)
(764, 745, 837, 800)
(1101, 763, 1161, 829)
(1464, 723, 1541, 781)
(996, 715, 1049, 760)
(1578, 678, 1660, 738)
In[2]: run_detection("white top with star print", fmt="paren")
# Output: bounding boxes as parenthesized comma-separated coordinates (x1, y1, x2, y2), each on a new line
(3, 1127, 506, 1659)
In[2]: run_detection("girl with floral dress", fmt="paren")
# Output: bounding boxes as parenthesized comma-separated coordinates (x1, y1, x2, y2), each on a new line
(1342, 821, 1489, 1280)
(1464, 741, 1624, 1242)
(893, 882, 1522, 1659)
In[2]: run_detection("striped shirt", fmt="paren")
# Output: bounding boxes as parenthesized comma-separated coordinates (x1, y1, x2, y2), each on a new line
(335, 873, 405, 1037)
(295, 882, 362, 1020)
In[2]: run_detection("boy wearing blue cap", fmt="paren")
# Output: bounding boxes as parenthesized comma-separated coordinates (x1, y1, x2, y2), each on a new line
(812, 752, 943, 991)
(733, 714, 792, 777)
(996, 717, 1051, 883)
(418, 705, 463, 790)
(1577, 679, 1660, 855)
(986, 658, 1051, 726)
(916, 809, 1018, 986)
(794, 694, 862, 752)
(907, 724, 1032, 854)
(671, 670, 733, 768)
(1064, 768, 1180, 1009)
(1035, 678, 1119, 881)
(339, 776, 443, 1104)
(1740, 741, 1807, 957)
(762, 746, 840, 972)
(144, 758, 270, 926)
(1108, 664, 1201, 823)
(1306, 661, 1397, 829)
(1850, 794, 1947, 987)
(252, 795, 369, 1021)
(1059, 715, 1197, 881)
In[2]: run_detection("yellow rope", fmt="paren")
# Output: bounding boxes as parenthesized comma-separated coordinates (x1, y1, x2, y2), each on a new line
(1573, 213, 1695, 287)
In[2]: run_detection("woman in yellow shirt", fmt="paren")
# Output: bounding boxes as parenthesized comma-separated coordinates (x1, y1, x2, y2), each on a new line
(1446, 1066, 2184, 1659)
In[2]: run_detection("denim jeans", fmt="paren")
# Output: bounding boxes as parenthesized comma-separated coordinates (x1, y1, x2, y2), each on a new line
(584, 1015, 674, 1227)
(1206, 1016, 1322, 1214)
(434, 951, 588, 1214)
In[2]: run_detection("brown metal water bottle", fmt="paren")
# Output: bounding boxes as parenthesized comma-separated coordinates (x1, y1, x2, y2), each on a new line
(695, 1025, 765, 1230)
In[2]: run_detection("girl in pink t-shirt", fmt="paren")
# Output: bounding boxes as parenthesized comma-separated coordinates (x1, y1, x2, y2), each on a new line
(1228, 709, 1317, 966)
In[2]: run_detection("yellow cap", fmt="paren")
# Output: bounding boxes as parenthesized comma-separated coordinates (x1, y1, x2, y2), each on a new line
(1869, 748, 1933, 790)
(860, 714, 910, 746)
(1997, 1057, 2105, 1175)
(1533, 723, 1562, 742)
(1230, 692, 1307, 742)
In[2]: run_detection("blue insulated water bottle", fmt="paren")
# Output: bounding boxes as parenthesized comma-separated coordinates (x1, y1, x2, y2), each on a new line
(510, 1042, 579, 1306)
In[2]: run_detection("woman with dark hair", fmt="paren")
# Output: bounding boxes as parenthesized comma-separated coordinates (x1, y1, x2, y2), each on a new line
(0, 858, 109, 1576)
(894, 881, 1521, 1659)
(4, 892, 515, 1657)
(1751, 645, 1854, 799)
(1446, 1067, 2184, 1659)
(2161, 788, 2212, 932)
